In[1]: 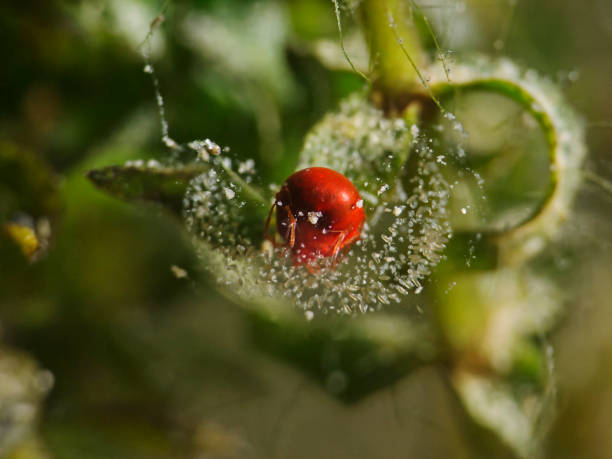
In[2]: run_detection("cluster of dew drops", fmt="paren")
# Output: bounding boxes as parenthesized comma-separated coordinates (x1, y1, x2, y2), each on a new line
(182, 95, 455, 316)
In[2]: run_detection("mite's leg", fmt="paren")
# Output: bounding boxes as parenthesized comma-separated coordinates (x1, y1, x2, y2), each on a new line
(280, 205, 297, 257)
(263, 201, 278, 246)
(331, 230, 348, 263)
(286, 206, 296, 248)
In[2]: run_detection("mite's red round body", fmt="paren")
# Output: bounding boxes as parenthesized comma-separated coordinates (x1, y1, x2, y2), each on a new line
(274, 167, 366, 265)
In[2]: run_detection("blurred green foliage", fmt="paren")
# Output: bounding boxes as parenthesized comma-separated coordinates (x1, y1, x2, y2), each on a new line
(1, 1, 612, 458)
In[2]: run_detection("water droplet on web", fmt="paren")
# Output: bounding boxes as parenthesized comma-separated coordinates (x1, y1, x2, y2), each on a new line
(162, 135, 180, 150)
(453, 121, 466, 136)
(238, 159, 255, 175)
(377, 184, 390, 196)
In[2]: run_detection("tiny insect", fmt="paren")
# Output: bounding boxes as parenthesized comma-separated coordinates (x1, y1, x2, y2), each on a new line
(264, 167, 366, 267)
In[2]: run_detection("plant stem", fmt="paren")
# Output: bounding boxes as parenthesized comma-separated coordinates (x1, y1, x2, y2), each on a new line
(360, 0, 426, 97)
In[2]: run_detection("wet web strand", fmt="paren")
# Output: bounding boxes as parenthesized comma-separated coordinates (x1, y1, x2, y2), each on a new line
(386, 4, 445, 112)
(138, 2, 181, 152)
(331, 0, 372, 84)
(409, 0, 452, 84)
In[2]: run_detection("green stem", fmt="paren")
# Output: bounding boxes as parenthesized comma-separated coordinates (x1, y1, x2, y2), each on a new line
(360, 0, 426, 96)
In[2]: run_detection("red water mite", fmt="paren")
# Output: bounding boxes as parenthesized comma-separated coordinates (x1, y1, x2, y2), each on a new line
(264, 167, 366, 267)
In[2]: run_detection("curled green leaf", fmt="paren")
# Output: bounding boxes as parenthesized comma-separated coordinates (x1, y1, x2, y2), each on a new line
(429, 56, 587, 265)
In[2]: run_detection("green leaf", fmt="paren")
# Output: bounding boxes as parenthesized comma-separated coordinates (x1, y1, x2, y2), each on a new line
(452, 370, 554, 459)
(87, 163, 207, 215)
(434, 268, 560, 457)
(246, 300, 440, 402)
(188, 241, 440, 402)
(435, 268, 559, 381)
